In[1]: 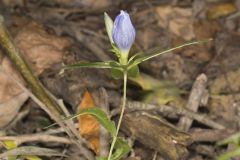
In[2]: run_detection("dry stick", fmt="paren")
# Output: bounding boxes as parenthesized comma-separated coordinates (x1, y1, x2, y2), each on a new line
(111, 100, 225, 130)
(95, 88, 110, 157)
(47, 93, 90, 148)
(0, 134, 72, 145)
(178, 74, 208, 131)
(190, 128, 235, 142)
(0, 16, 94, 160)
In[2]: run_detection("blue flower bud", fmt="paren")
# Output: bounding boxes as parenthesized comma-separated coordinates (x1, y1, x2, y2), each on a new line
(112, 10, 136, 53)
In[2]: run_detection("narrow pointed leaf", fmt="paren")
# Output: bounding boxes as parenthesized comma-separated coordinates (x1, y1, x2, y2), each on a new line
(128, 52, 143, 64)
(128, 39, 212, 69)
(217, 132, 240, 146)
(68, 108, 116, 137)
(46, 108, 117, 137)
(64, 62, 112, 69)
(217, 147, 240, 160)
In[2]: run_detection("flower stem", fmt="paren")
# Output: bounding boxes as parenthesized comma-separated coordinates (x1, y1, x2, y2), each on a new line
(107, 70, 128, 160)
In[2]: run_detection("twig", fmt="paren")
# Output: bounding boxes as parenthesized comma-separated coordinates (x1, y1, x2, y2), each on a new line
(47, 94, 92, 149)
(93, 88, 110, 157)
(178, 74, 208, 131)
(0, 16, 94, 160)
(190, 128, 235, 142)
(111, 100, 225, 130)
(0, 134, 72, 145)
(152, 151, 158, 160)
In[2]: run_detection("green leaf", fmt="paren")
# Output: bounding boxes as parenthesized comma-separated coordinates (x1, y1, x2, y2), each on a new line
(3, 140, 17, 150)
(70, 108, 117, 137)
(109, 61, 124, 79)
(62, 61, 123, 76)
(128, 39, 213, 70)
(96, 138, 131, 160)
(7, 156, 17, 160)
(111, 138, 131, 160)
(217, 147, 240, 160)
(217, 132, 240, 146)
(111, 68, 123, 79)
(63, 62, 113, 70)
(128, 52, 143, 64)
(46, 108, 117, 137)
(2, 140, 18, 160)
(127, 65, 139, 78)
(21, 155, 42, 160)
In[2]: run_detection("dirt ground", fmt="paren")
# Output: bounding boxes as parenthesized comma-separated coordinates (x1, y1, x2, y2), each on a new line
(0, 0, 240, 160)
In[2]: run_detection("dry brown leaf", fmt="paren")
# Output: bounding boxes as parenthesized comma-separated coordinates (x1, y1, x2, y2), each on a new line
(0, 92, 28, 128)
(14, 21, 69, 75)
(0, 55, 27, 128)
(207, 3, 237, 20)
(0, 56, 25, 102)
(0, 21, 70, 128)
(156, 6, 195, 40)
(79, 91, 100, 155)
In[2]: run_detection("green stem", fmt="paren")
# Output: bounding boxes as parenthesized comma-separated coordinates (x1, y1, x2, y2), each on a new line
(107, 71, 127, 160)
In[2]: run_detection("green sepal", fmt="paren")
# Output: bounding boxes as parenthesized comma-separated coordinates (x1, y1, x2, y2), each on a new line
(110, 44, 121, 59)
(104, 12, 114, 44)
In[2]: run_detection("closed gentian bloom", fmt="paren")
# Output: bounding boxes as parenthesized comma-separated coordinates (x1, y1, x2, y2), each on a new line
(112, 10, 136, 54)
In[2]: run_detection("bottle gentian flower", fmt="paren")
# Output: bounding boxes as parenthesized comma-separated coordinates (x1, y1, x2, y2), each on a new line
(112, 10, 136, 64)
